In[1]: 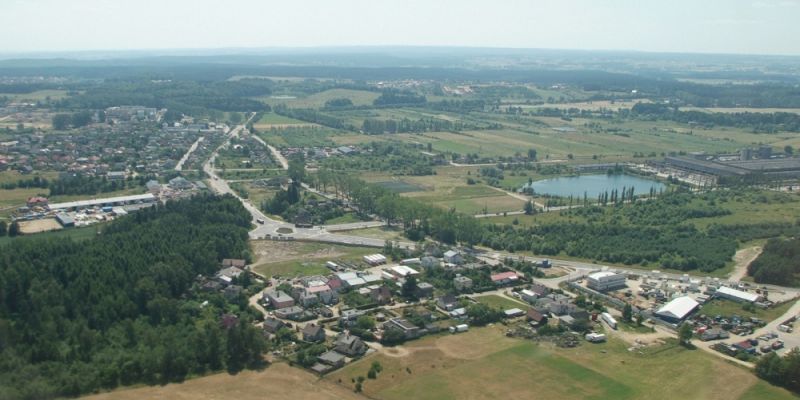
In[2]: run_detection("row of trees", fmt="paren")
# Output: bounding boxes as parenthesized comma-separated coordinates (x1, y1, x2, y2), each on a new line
(747, 237, 800, 287)
(0, 194, 265, 399)
(52, 111, 96, 130)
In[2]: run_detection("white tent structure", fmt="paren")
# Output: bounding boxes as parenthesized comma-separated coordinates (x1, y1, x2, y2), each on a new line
(655, 296, 699, 323)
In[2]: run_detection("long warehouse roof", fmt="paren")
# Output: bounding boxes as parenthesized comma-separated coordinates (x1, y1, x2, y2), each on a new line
(656, 296, 699, 320)
(49, 193, 156, 210)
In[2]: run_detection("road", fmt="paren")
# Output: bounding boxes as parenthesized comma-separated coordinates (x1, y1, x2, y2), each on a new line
(728, 246, 763, 282)
(175, 136, 205, 171)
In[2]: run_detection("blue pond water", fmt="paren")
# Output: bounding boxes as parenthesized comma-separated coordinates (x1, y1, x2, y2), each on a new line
(523, 174, 665, 198)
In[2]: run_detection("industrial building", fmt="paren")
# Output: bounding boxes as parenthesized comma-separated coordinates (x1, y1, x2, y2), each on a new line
(586, 271, 627, 292)
(663, 155, 800, 182)
(655, 296, 700, 323)
(715, 286, 761, 303)
(48, 193, 156, 211)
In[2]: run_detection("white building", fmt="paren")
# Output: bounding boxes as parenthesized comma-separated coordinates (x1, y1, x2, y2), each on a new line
(715, 286, 761, 303)
(586, 271, 626, 292)
(655, 296, 699, 323)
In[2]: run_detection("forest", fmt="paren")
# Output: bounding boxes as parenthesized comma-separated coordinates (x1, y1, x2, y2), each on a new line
(747, 237, 800, 287)
(0, 194, 265, 399)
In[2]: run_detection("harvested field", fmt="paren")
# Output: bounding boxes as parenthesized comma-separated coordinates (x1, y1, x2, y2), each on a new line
(18, 218, 62, 234)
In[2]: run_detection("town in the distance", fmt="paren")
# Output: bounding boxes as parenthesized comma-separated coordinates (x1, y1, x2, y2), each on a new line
(2, 48, 800, 400)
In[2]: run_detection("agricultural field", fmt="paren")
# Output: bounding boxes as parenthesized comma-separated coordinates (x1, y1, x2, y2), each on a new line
(81, 363, 362, 400)
(0, 224, 99, 247)
(0, 89, 71, 102)
(327, 327, 795, 400)
(255, 88, 380, 108)
(253, 112, 315, 128)
(251, 240, 377, 278)
(361, 167, 527, 215)
(339, 226, 405, 241)
(257, 126, 343, 148)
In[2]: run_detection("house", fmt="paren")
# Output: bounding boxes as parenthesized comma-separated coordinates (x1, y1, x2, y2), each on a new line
(586, 272, 626, 292)
(454, 275, 473, 291)
(370, 285, 392, 305)
(220, 313, 238, 330)
(216, 266, 244, 285)
(335, 333, 367, 357)
(169, 176, 193, 190)
(274, 306, 305, 320)
(26, 196, 48, 208)
(302, 324, 326, 342)
(107, 171, 126, 180)
(414, 282, 434, 299)
(224, 285, 243, 300)
(307, 284, 338, 305)
(437, 294, 459, 311)
(317, 350, 346, 368)
(421, 256, 440, 270)
(222, 259, 247, 268)
(262, 317, 285, 334)
(504, 308, 526, 318)
(266, 290, 295, 309)
(383, 318, 421, 340)
(443, 250, 463, 265)
(526, 309, 548, 326)
(294, 209, 313, 228)
(146, 180, 161, 193)
(491, 271, 520, 286)
(520, 289, 539, 304)
(449, 307, 467, 318)
(548, 299, 577, 316)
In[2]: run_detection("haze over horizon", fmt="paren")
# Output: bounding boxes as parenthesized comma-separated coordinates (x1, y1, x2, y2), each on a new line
(2, 0, 799, 56)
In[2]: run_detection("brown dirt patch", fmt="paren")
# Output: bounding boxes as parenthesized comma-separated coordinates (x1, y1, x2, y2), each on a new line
(19, 218, 63, 234)
(81, 363, 364, 400)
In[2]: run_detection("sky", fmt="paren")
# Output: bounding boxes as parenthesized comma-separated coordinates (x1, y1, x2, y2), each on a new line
(1, 0, 799, 56)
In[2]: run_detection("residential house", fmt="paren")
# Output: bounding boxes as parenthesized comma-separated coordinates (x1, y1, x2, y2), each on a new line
(453, 275, 473, 291)
(414, 282, 434, 299)
(526, 309, 548, 326)
(421, 256, 440, 270)
(266, 290, 295, 309)
(222, 259, 247, 268)
(443, 250, 463, 265)
(317, 350, 346, 368)
(491, 271, 520, 286)
(262, 317, 285, 334)
(437, 294, 459, 311)
(274, 305, 305, 320)
(335, 333, 367, 357)
(224, 285, 243, 300)
(383, 318, 421, 340)
(302, 324, 326, 343)
(370, 285, 392, 305)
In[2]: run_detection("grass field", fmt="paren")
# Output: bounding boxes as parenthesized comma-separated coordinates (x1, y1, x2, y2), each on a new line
(0, 224, 100, 247)
(475, 294, 529, 310)
(0, 89, 71, 102)
(255, 88, 380, 109)
(341, 226, 405, 241)
(699, 298, 796, 322)
(253, 112, 314, 128)
(251, 240, 377, 278)
(257, 126, 343, 148)
(81, 363, 362, 400)
(327, 326, 796, 400)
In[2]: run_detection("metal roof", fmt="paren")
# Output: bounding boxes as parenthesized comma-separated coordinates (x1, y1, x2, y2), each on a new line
(49, 193, 155, 210)
(656, 296, 699, 320)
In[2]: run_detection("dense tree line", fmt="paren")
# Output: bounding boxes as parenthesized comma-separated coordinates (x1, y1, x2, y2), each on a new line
(273, 105, 354, 130)
(756, 349, 800, 393)
(373, 89, 426, 106)
(630, 103, 800, 133)
(361, 117, 460, 134)
(747, 237, 800, 287)
(58, 79, 270, 118)
(52, 111, 95, 130)
(0, 176, 50, 190)
(48, 174, 146, 196)
(0, 194, 265, 399)
(426, 99, 486, 113)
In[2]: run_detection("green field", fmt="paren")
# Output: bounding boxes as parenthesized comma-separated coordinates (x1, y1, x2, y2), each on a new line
(327, 327, 796, 400)
(253, 112, 312, 127)
(0, 224, 100, 247)
(254, 89, 380, 108)
(257, 126, 343, 148)
(0, 89, 71, 102)
(475, 294, 529, 310)
(699, 298, 796, 322)
(251, 241, 377, 278)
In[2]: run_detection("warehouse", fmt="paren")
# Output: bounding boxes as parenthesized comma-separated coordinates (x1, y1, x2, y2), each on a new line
(655, 296, 700, 323)
(715, 286, 761, 303)
(586, 271, 627, 292)
(48, 193, 156, 211)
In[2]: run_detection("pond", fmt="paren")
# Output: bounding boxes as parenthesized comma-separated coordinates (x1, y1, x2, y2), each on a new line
(523, 174, 665, 198)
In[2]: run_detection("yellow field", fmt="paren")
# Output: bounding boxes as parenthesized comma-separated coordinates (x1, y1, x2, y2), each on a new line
(81, 363, 363, 400)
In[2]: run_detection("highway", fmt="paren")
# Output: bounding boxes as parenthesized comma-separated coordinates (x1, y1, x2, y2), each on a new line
(175, 135, 205, 171)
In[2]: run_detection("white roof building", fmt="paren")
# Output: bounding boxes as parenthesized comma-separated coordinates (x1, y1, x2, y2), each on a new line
(390, 265, 420, 278)
(716, 286, 760, 303)
(655, 296, 699, 321)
